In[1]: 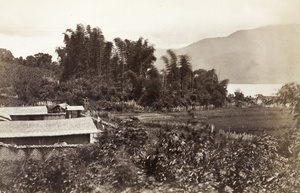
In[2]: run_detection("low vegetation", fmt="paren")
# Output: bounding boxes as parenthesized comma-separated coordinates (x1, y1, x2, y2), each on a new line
(1, 117, 300, 192)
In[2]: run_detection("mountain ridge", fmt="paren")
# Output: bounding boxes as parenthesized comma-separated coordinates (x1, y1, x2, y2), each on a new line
(154, 24, 300, 84)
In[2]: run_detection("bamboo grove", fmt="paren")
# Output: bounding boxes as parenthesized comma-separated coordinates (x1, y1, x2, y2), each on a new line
(3, 24, 229, 109)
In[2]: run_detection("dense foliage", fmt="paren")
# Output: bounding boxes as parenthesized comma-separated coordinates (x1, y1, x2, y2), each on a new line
(276, 83, 300, 126)
(0, 48, 14, 63)
(15, 53, 59, 70)
(1, 120, 299, 192)
(159, 50, 229, 108)
(0, 24, 228, 109)
(0, 60, 59, 105)
(0, 49, 62, 105)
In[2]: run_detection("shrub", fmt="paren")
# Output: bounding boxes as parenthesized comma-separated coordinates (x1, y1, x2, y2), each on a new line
(1, 120, 299, 192)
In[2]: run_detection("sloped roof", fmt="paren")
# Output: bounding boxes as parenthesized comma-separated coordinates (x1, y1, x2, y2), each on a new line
(0, 106, 48, 116)
(0, 112, 11, 121)
(66, 106, 84, 111)
(50, 103, 84, 111)
(58, 103, 69, 109)
(49, 103, 68, 110)
(0, 117, 98, 138)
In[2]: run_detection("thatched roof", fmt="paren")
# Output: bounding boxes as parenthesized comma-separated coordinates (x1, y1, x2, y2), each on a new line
(0, 117, 98, 138)
(66, 106, 84, 111)
(0, 106, 48, 116)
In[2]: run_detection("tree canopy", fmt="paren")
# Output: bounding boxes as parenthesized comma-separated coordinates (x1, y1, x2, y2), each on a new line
(160, 50, 228, 108)
(0, 48, 14, 63)
(276, 83, 300, 126)
(1, 24, 230, 109)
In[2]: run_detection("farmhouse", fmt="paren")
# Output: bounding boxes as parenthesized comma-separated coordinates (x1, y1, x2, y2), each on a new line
(0, 106, 48, 121)
(0, 117, 98, 145)
(48, 103, 85, 118)
(48, 102, 68, 113)
(66, 105, 85, 118)
(0, 106, 67, 121)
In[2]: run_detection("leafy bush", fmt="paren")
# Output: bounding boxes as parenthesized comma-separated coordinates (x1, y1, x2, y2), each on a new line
(1, 119, 300, 192)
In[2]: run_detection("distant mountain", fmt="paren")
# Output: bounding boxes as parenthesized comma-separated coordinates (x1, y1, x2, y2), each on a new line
(154, 24, 300, 84)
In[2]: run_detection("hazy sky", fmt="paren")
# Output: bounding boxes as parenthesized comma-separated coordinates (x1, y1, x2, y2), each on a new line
(1, 0, 299, 61)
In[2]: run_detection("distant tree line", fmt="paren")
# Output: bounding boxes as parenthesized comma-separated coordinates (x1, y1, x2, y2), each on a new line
(1, 24, 229, 109)
(15, 53, 60, 70)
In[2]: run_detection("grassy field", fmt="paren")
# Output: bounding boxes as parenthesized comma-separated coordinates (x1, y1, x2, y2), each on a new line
(115, 106, 296, 138)
(173, 106, 295, 134)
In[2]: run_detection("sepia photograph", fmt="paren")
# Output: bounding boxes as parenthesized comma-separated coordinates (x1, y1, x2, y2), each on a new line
(0, 0, 300, 192)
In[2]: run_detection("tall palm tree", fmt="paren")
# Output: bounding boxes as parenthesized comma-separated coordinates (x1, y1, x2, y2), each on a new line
(161, 49, 180, 91)
(179, 54, 192, 96)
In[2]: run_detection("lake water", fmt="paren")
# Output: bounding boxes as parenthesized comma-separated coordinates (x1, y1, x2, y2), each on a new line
(227, 84, 283, 97)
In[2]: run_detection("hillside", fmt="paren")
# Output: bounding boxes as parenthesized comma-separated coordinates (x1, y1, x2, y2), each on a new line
(154, 24, 300, 84)
(0, 61, 58, 89)
(0, 60, 61, 106)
